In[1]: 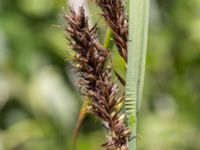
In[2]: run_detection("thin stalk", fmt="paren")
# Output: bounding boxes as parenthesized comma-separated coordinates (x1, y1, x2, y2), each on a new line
(103, 28, 113, 49)
(125, 0, 149, 150)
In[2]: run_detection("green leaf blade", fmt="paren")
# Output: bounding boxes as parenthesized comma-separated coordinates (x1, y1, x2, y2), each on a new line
(125, 0, 149, 149)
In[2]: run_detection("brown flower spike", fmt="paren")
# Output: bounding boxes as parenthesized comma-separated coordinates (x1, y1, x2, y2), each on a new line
(64, 7, 131, 150)
(96, 0, 128, 62)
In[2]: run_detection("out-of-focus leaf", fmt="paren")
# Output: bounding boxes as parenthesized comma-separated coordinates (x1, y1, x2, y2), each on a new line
(18, 0, 54, 17)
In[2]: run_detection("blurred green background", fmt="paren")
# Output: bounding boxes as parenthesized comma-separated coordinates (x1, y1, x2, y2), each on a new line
(0, 0, 200, 150)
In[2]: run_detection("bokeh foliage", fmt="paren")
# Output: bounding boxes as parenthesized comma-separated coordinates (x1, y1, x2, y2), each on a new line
(0, 0, 200, 150)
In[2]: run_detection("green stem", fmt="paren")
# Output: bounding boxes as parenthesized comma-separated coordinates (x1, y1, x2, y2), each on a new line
(126, 0, 149, 150)
(103, 28, 113, 49)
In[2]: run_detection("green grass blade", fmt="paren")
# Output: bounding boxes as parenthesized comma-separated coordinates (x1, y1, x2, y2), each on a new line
(136, 0, 150, 113)
(125, 0, 149, 149)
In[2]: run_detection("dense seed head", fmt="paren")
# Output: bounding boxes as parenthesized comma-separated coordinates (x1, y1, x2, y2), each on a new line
(64, 7, 131, 150)
(96, 0, 128, 62)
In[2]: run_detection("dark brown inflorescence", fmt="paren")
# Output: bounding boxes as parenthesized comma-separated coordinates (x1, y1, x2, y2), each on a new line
(96, 0, 128, 62)
(64, 7, 131, 150)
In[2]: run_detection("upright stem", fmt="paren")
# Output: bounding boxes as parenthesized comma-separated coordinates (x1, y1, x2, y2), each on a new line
(126, 0, 149, 150)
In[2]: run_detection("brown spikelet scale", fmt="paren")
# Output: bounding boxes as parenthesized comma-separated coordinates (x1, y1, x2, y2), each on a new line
(64, 7, 131, 150)
(96, 0, 128, 62)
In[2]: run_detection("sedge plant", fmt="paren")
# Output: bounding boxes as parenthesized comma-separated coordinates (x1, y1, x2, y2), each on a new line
(64, 0, 149, 150)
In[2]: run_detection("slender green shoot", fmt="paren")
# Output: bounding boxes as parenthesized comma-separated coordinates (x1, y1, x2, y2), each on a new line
(125, 0, 149, 150)
(103, 28, 113, 49)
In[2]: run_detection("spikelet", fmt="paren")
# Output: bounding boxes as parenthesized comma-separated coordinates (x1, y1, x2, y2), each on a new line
(64, 7, 131, 150)
(96, 0, 128, 62)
